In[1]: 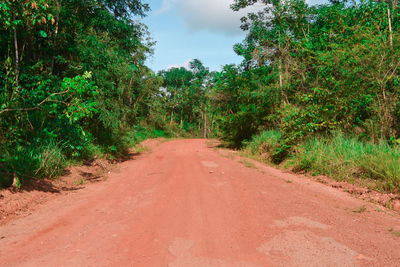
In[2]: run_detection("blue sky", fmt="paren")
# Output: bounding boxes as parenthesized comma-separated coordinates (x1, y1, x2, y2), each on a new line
(142, 0, 324, 72)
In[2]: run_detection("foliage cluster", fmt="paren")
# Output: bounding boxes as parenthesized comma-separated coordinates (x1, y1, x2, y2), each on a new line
(0, 0, 165, 186)
(214, 0, 400, 156)
(156, 59, 213, 138)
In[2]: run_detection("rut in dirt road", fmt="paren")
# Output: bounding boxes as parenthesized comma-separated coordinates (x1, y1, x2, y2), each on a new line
(0, 139, 399, 266)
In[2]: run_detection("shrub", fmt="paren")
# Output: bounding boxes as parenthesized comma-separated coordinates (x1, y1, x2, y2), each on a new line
(3, 140, 66, 183)
(244, 130, 281, 158)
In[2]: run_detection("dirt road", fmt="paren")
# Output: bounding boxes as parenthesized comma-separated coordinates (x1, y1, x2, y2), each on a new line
(0, 139, 399, 266)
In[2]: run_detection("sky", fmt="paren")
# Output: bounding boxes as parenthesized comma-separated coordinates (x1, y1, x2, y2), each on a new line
(142, 0, 324, 72)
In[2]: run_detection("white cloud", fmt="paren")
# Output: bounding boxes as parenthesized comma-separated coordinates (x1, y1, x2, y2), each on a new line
(153, 0, 261, 36)
(166, 59, 192, 70)
(153, 0, 175, 16)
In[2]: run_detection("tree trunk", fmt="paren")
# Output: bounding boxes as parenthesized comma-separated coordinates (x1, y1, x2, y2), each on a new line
(388, 8, 393, 48)
(13, 14, 19, 91)
(51, 0, 62, 73)
(203, 108, 207, 138)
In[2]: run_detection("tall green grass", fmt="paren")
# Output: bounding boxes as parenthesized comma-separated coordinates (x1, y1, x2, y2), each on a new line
(244, 130, 281, 157)
(32, 141, 66, 179)
(245, 131, 400, 192)
(0, 140, 66, 187)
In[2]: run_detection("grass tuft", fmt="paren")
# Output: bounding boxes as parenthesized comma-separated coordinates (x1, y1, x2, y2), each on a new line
(244, 130, 281, 161)
(389, 227, 400, 237)
(352, 205, 367, 213)
(240, 159, 256, 169)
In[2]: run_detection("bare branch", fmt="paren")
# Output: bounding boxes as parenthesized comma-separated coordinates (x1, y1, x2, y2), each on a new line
(0, 89, 70, 115)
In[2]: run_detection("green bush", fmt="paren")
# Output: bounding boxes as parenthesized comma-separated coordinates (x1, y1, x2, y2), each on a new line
(244, 130, 281, 156)
(33, 141, 66, 179)
(1, 140, 66, 184)
(358, 151, 400, 191)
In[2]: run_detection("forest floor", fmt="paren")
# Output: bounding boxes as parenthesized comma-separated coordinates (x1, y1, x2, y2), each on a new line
(0, 139, 399, 266)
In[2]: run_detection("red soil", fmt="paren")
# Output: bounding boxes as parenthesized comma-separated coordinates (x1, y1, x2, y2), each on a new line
(0, 139, 399, 266)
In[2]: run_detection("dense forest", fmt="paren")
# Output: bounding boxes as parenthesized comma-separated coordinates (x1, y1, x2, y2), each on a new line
(1, 0, 400, 192)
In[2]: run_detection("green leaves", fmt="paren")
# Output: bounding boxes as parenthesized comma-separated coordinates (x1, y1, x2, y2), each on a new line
(157, 59, 210, 133)
(130, 64, 138, 71)
(206, 0, 400, 159)
(38, 30, 47, 37)
(0, 0, 158, 185)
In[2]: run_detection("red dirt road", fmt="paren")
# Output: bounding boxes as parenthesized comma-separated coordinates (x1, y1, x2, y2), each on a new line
(0, 139, 399, 266)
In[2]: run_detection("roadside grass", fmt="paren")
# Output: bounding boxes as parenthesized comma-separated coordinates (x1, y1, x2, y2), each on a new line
(74, 178, 87, 186)
(221, 152, 236, 160)
(13, 140, 66, 180)
(206, 139, 219, 148)
(243, 130, 281, 161)
(243, 131, 400, 193)
(134, 144, 151, 154)
(352, 205, 367, 213)
(239, 159, 257, 169)
(0, 125, 173, 189)
(389, 227, 400, 237)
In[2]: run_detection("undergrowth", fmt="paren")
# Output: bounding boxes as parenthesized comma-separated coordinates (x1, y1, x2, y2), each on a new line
(0, 141, 66, 187)
(0, 125, 173, 188)
(244, 131, 400, 193)
(243, 130, 281, 161)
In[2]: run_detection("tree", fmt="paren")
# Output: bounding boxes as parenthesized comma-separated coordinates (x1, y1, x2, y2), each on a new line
(0, 0, 157, 186)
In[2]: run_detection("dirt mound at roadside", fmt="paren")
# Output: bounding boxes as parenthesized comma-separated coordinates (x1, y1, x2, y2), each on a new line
(0, 158, 111, 225)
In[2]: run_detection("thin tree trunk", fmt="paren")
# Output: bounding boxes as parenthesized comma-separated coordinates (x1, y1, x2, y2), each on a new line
(203, 108, 207, 138)
(51, 0, 61, 73)
(20, 41, 26, 63)
(13, 14, 19, 91)
(388, 8, 393, 48)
